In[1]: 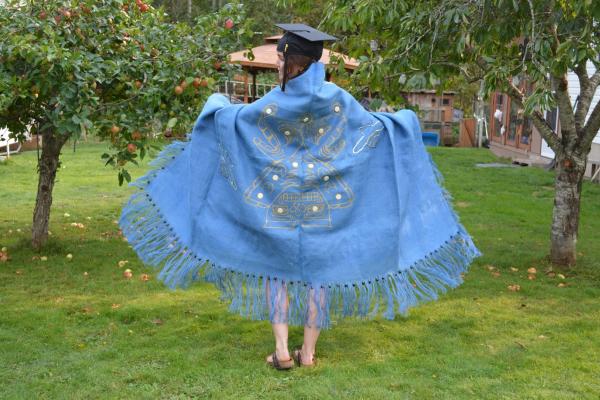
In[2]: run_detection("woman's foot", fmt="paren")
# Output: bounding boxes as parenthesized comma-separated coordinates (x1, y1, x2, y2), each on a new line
(292, 346, 316, 366)
(266, 349, 293, 370)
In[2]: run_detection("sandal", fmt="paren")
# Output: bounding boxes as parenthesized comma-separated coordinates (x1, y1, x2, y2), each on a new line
(266, 352, 294, 370)
(292, 347, 316, 367)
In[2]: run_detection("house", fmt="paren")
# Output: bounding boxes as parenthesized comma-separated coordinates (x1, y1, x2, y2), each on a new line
(402, 90, 459, 146)
(488, 62, 600, 180)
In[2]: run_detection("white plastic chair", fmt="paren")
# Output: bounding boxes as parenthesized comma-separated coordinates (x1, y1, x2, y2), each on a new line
(0, 127, 22, 157)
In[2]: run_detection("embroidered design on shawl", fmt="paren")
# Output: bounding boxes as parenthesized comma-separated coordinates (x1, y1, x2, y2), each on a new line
(243, 103, 353, 229)
(352, 120, 384, 154)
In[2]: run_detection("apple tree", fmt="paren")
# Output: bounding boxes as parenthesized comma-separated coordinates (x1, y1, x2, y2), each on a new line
(0, 0, 253, 250)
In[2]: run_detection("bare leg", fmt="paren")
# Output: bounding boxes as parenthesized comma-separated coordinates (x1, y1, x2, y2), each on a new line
(298, 287, 323, 365)
(269, 323, 291, 362)
(299, 325, 320, 365)
(266, 279, 291, 363)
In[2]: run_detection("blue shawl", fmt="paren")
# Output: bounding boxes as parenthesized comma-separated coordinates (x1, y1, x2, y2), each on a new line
(119, 61, 481, 329)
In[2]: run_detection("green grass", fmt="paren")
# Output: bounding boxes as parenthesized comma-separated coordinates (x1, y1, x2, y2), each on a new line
(1, 143, 599, 399)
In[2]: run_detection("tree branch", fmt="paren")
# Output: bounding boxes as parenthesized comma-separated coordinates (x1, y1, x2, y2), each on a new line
(581, 96, 600, 152)
(590, 70, 600, 88)
(552, 74, 577, 143)
(429, 61, 482, 82)
(573, 61, 592, 132)
(505, 80, 562, 152)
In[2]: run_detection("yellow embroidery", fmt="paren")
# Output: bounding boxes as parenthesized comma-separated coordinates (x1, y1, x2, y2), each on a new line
(244, 104, 354, 229)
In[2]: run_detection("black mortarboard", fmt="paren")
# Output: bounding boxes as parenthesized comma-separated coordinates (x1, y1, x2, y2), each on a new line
(275, 23, 337, 91)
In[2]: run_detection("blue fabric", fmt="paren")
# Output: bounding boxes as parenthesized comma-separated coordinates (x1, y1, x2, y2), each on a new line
(119, 61, 482, 329)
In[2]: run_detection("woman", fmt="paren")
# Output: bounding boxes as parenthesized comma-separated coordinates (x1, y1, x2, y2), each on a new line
(119, 24, 481, 371)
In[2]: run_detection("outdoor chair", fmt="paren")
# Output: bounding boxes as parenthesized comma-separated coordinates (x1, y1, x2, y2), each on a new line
(0, 128, 22, 157)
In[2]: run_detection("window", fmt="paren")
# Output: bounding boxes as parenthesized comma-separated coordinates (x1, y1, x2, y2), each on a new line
(493, 94, 504, 137)
(442, 98, 450, 105)
(507, 99, 520, 142)
(520, 118, 532, 145)
(496, 93, 504, 105)
(546, 107, 558, 133)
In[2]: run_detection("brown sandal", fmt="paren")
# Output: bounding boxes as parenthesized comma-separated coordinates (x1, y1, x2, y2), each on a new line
(266, 352, 294, 370)
(292, 347, 316, 367)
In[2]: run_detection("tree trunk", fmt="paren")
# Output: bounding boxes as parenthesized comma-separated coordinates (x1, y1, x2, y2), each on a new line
(32, 130, 67, 250)
(550, 151, 586, 266)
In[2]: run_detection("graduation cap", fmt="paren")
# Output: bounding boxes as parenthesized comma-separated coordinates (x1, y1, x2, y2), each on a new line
(275, 23, 337, 91)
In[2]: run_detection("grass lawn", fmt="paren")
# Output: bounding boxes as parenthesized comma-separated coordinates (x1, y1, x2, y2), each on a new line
(1, 142, 599, 399)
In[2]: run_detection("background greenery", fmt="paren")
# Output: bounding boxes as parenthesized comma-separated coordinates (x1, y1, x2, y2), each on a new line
(1, 143, 599, 399)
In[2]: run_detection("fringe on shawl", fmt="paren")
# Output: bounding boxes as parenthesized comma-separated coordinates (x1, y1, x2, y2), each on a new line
(119, 140, 482, 329)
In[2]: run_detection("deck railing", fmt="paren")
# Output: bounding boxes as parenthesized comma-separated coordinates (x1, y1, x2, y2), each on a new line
(218, 80, 278, 102)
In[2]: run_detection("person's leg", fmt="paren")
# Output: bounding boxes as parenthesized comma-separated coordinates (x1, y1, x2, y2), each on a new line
(265, 279, 291, 363)
(269, 322, 291, 362)
(298, 325, 319, 365)
(297, 287, 324, 365)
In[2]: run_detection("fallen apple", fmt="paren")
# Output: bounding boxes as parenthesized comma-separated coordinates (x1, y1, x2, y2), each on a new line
(123, 269, 133, 279)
